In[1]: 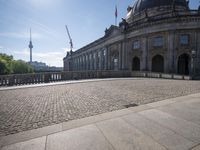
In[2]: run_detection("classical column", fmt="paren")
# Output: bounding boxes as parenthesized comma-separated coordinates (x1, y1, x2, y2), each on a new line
(97, 50, 101, 70)
(88, 53, 91, 70)
(101, 50, 104, 70)
(77, 57, 79, 71)
(93, 52, 96, 70)
(77, 57, 80, 70)
(121, 41, 126, 70)
(197, 30, 200, 74)
(91, 53, 94, 70)
(105, 48, 108, 70)
(86, 54, 89, 70)
(81, 56, 83, 70)
(193, 30, 199, 76)
(90, 53, 93, 70)
(74, 58, 76, 71)
(141, 36, 148, 71)
(107, 48, 111, 70)
(119, 43, 122, 70)
(168, 31, 175, 73)
(124, 40, 129, 70)
(84, 54, 86, 70)
(95, 51, 98, 70)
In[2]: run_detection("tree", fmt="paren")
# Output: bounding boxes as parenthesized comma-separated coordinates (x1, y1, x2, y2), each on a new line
(0, 58, 10, 75)
(12, 60, 34, 74)
(0, 53, 13, 74)
(0, 53, 34, 75)
(0, 53, 13, 62)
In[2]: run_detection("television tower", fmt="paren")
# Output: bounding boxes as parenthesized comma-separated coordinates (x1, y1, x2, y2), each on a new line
(29, 28, 33, 63)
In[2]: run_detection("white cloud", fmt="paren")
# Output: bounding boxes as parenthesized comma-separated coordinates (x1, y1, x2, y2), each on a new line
(62, 48, 71, 53)
(13, 48, 66, 67)
(14, 49, 30, 55)
(0, 46, 3, 49)
(0, 32, 42, 39)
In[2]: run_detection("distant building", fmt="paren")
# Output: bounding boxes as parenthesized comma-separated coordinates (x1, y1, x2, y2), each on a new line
(29, 61, 47, 71)
(29, 61, 62, 72)
(63, 0, 200, 77)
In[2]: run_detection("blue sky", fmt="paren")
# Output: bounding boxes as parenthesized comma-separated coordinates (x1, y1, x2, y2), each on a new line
(0, 0, 198, 67)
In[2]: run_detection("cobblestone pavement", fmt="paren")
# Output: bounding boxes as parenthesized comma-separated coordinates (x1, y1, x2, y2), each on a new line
(0, 78, 200, 137)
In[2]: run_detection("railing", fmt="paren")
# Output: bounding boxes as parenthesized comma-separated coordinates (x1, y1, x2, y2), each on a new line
(0, 71, 190, 87)
(130, 71, 190, 80)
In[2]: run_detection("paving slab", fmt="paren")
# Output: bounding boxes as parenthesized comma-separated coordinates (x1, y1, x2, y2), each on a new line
(62, 108, 132, 131)
(0, 124, 62, 148)
(123, 113, 195, 150)
(139, 109, 200, 143)
(96, 118, 166, 150)
(1, 136, 46, 150)
(46, 124, 114, 150)
(181, 98, 200, 111)
(158, 100, 200, 125)
(146, 96, 191, 108)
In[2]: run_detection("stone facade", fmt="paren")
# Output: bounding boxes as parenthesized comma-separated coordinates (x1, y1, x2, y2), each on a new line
(64, 0, 200, 77)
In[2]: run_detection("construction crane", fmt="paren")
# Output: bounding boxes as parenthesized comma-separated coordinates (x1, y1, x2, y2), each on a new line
(65, 25, 73, 54)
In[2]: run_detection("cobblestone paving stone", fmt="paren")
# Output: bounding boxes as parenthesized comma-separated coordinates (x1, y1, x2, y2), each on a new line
(0, 78, 200, 137)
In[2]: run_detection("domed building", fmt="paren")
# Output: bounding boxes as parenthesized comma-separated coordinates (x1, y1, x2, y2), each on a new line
(64, 0, 200, 77)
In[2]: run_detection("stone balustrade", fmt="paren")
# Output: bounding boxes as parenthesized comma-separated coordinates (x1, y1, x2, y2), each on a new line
(0, 71, 190, 87)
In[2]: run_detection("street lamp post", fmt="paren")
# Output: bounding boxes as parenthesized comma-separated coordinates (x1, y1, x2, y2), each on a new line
(191, 49, 197, 79)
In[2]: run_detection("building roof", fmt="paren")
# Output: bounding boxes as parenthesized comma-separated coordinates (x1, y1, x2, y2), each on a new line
(132, 0, 187, 14)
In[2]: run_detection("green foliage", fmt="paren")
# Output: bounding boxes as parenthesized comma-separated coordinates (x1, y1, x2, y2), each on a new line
(0, 53, 13, 62)
(0, 53, 13, 74)
(12, 60, 33, 74)
(0, 58, 10, 75)
(0, 53, 34, 75)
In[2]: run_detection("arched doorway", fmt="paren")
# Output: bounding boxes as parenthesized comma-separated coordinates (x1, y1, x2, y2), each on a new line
(132, 57, 140, 71)
(152, 55, 164, 73)
(178, 53, 190, 75)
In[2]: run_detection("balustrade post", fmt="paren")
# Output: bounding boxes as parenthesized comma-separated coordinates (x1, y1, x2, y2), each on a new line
(44, 73, 50, 83)
(8, 76, 14, 86)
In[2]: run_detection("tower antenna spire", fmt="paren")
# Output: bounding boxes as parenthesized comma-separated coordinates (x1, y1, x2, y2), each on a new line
(30, 28, 32, 41)
(29, 28, 33, 63)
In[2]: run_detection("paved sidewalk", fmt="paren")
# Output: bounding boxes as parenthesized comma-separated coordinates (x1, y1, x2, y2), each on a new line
(0, 93, 200, 150)
(1, 78, 200, 137)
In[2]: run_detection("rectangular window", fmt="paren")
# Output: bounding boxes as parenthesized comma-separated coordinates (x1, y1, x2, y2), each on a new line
(89, 54, 92, 60)
(153, 36, 164, 47)
(98, 51, 101, 58)
(133, 40, 140, 49)
(180, 35, 189, 45)
(93, 53, 96, 59)
(103, 49, 106, 56)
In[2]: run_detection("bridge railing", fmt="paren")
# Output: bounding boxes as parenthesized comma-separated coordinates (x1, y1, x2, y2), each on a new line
(0, 71, 190, 87)
(130, 71, 190, 80)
